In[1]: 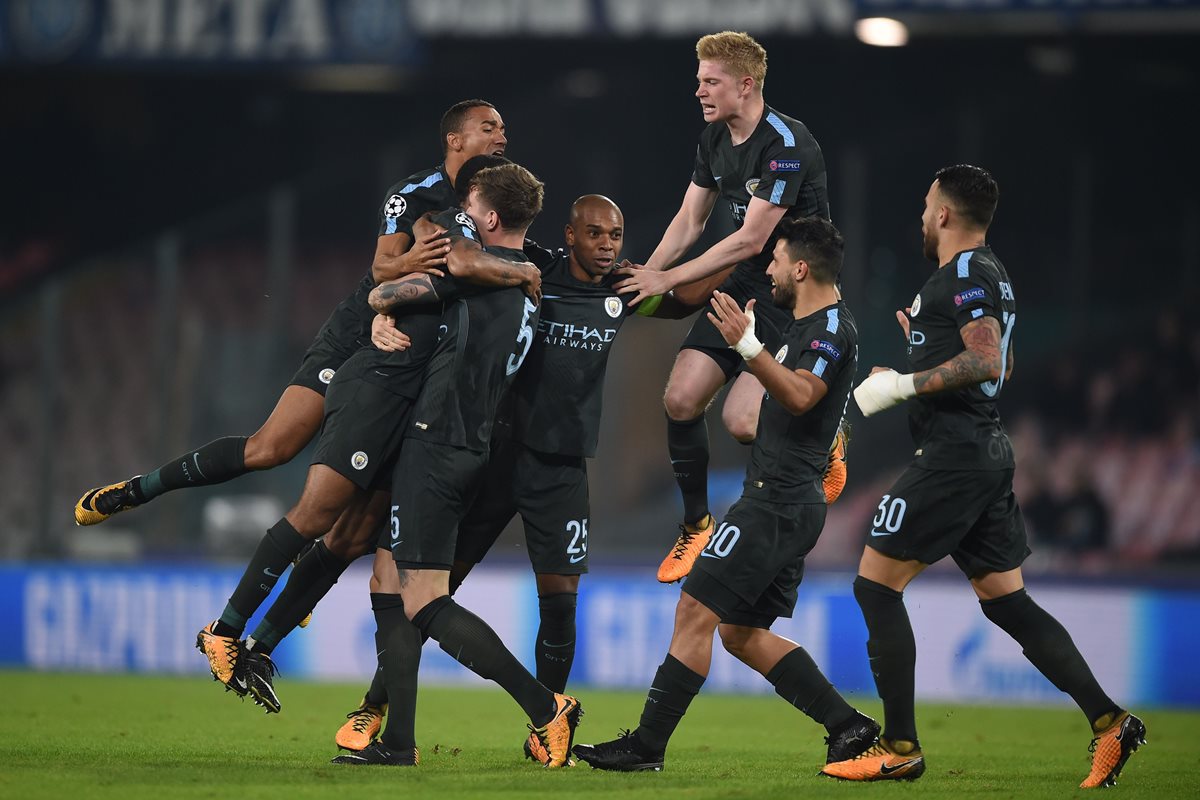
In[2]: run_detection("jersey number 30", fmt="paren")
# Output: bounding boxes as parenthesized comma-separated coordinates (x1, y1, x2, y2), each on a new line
(506, 297, 538, 376)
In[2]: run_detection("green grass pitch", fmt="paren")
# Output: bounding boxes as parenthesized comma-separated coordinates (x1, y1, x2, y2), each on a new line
(1, 670, 1193, 799)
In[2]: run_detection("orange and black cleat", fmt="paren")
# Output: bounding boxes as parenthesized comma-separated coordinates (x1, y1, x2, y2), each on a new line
(1080, 712, 1146, 788)
(195, 622, 246, 694)
(528, 693, 583, 768)
(75, 478, 142, 526)
(821, 738, 925, 782)
(822, 421, 850, 504)
(657, 514, 715, 583)
(336, 699, 387, 752)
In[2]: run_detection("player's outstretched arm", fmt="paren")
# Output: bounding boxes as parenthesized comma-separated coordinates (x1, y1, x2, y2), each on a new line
(707, 291, 828, 414)
(619, 197, 787, 305)
(643, 182, 719, 271)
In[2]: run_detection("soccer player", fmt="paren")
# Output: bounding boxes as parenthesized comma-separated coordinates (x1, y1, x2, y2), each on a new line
(73, 100, 507, 525)
(333, 163, 583, 769)
(193, 156, 538, 713)
(338, 195, 685, 760)
(822, 166, 1145, 788)
(612, 32, 833, 583)
(573, 217, 879, 772)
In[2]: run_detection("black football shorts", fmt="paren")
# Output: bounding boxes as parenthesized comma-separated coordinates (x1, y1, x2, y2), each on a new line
(866, 466, 1030, 578)
(683, 497, 826, 629)
(679, 267, 789, 381)
(455, 439, 591, 574)
(388, 438, 489, 569)
(311, 370, 412, 491)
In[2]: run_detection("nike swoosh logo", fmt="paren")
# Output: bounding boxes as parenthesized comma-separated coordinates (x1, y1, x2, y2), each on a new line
(232, 675, 248, 691)
(569, 553, 586, 564)
(869, 530, 891, 537)
(192, 453, 208, 479)
(541, 640, 575, 648)
(377, 649, 387, 658)
(700, 552, 720, 559)
(263, 567, 281, 578)
(648, 687, 665, 694)
(669, 459, 690, 465)
(390, 541, 402, 549)
(542, 294, 563, 299)
(879, 757, 922, 775)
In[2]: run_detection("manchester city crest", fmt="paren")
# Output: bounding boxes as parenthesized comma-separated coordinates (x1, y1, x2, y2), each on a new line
(455, 211, 477, 231)
(775, 344, 789, 363)
(605, 297, 622, 318)
(910, 293, 922, 317)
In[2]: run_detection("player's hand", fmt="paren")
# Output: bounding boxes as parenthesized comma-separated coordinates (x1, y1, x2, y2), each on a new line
(403, 228, 451, 277)
(615, 266, 676, 306)
(854, 368, 916, 417)
(371, 314, 412, 352)
(519, 262, 542, 304)
(896, 307, 912, 341)
(411, 212, 442, 242)
(707, 293, 762, 360)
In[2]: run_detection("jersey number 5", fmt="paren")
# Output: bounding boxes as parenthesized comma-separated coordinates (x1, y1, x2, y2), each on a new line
(506, 297, 538, 376)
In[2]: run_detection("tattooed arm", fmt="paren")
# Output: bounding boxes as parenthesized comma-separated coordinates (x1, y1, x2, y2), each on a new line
(445, 236, 541, 303)
(911, 316, 1004, 395)
(368, 273, 442, 315)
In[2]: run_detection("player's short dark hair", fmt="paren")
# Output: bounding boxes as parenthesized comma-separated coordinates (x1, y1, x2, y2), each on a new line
(775, 216, 843, 285)
(455, 155, 511, 201)
(934, 164, 999, 230)
(469, 163, 544, 232)
(439, 99, 496, 154)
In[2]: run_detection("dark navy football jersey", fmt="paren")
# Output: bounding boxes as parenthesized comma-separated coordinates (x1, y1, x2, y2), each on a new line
(743, 302, 858, 504)
(905, 246, 1017, 471)
(691, 105, 829, 287)
(311, 165, 457, 356)
(510, 247, 636, 458)
(406, 211, 540, 452)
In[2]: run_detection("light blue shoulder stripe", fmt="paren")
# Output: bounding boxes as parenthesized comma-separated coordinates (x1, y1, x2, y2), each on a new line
(826, 308, 839, 333)
(769, 179, 785, 204)
(385, 218, 398, 235)
(956, 251, 972, 278)
(398, 172, 444, 195)
(812, 357, 828, 378)
(765, 112, 795, 147)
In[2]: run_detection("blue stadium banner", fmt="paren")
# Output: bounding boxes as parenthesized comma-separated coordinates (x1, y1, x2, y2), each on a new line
(0, 0, 422, 65)
(2, 561, 1198, 707)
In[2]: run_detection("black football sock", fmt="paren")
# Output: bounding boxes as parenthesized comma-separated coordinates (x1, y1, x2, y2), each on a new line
(635, 654, 706, 753)
(535, 592, 577, 694)
(980, 589, 1120, 727)
(666, 415, 710, 525)
(213, 518, 308, 638)
(135, 436, 248, 501)
(854, 576, 919, 747)
(412, 596, 554, 725)
(373, 593, 421, 751)
(248, 541, 350, 655)
(766, 646, 855, 732)
(363, 593, 393, 707)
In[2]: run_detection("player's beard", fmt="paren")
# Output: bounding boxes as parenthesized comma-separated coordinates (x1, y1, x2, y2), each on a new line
(771, 280, 795, 308)
(922, 226, 939, 262)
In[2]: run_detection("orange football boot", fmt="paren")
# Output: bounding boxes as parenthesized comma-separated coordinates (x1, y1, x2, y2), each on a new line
(657, 514, 715, 583)
(1080, 712, 1146, 788)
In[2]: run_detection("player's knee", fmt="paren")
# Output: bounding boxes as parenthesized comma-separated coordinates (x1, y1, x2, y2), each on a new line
(721, 404, 757, 444)
(717, 624, 754, 660)
(663, 385, 705, 422)
(535, 573, 580, 595)
(243, 432, 301, 470)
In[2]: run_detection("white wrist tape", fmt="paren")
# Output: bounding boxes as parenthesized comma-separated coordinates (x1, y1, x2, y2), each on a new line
(853, 370, 917, 417)
(732, 307, 762, 361)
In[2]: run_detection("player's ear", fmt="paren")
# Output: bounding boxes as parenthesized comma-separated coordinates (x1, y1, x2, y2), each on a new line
(445, 130, 461, 154)
(564, 224, 576, 246)
(795, 258, 809, 283)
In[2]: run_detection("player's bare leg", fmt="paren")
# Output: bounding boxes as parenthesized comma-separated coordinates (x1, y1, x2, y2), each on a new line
(76, 384, 324, 525)
(970, 567, 1143, 789)
(659, 349, 726, 582)
(720, 372, 763, 444)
